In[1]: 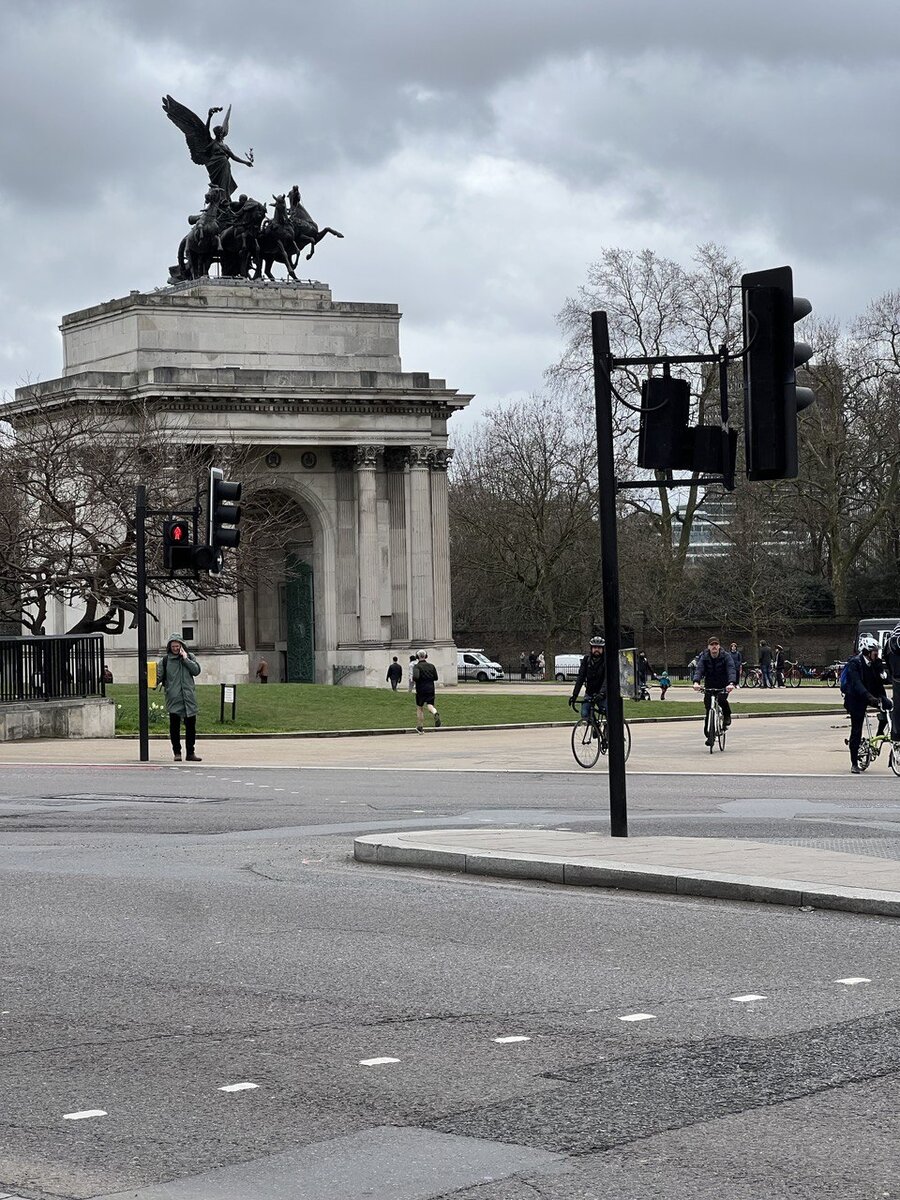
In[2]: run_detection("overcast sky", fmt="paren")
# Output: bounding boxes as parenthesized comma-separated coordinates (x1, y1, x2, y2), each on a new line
(1, 0, 897, 430)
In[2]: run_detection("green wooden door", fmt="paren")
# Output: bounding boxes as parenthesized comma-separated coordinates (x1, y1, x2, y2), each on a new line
(285, 555, 314, 682)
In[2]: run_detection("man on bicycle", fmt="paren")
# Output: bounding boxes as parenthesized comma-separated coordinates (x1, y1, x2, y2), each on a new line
(692, 636, 736, 746)
(570, 636, 607, 719)
(843, 635, 891, 773)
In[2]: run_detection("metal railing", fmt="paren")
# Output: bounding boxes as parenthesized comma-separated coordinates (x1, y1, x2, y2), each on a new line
(0, 634, 106, 703)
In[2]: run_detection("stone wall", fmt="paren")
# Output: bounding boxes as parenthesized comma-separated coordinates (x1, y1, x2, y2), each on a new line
(0, 698, 116, 741)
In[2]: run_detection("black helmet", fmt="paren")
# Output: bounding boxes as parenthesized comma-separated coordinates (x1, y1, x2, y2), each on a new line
(589, 636, 605, 648)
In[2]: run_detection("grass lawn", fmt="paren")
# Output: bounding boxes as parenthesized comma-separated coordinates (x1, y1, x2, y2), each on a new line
(108, 683, 841, 736)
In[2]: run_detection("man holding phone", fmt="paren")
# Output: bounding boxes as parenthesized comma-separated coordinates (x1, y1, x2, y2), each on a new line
(157, 634, 202, 762)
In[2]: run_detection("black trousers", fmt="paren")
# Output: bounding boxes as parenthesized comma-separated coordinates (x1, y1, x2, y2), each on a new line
(848, 705, 889, 763)
(703, 691, 731, 737)
(169, 713, 196, 755)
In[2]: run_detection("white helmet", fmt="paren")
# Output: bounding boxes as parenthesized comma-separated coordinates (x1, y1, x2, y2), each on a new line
(858, 635, 880, 654)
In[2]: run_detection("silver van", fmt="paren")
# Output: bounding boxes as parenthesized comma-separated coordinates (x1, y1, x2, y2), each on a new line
(457, 649, 505, 682)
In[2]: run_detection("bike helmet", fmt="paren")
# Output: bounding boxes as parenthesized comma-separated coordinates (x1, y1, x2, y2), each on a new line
(589, 636, 605, 647)
(858, 635, 880, 654)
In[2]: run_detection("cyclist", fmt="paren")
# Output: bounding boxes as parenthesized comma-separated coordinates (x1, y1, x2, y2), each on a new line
(885, 626, 900, 743)
(692, 636, 736, 746)
(570, 636, 607, 719)
(843, 635, 891, 773)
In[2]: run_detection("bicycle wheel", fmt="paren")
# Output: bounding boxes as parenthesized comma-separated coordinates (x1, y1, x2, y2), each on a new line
(622, 719, 632, 764)
(890, 743, 900, 778)
(826, 672, 837, 688)
(788, 668, 801, 688)
(571, 719, 600, 768)
(716, 705, 727, 751)
(745, 670, 758, 689)
(856, 741, 873, 771)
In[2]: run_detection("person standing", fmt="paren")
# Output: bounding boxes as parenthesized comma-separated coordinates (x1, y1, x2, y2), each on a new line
(255, 657, 269, 683)
(386, 657, 402, 691)
(729, 642, 743, 687)
(774, 645, 786, 688)
(657, 668, 670, 699)
(843, 635, 891, 774)
(759, 640, 774, 688)
(519, 651, 526, 682)
(408, 655, 417, 692)
(157, 635, 202, 762)
(412, 649, 441, 733)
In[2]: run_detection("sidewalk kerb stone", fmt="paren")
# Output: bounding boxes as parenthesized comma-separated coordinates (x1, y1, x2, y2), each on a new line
(563, 862, 678, 893)
(464, 852, 566, 884)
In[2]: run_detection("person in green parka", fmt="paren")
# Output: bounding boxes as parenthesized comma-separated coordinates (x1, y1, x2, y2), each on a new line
(157, 635, 202, 762)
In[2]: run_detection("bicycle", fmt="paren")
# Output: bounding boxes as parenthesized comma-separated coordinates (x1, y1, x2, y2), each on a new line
(852, 710, 900, 776)
(783, 659, 805, 688)
(569, 697, 632, 769)
(741, 665, 763, 688)
(701, 687, 729, 753)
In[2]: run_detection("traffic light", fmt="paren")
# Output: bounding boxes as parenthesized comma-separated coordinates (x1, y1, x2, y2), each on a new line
(162, 518, 194, 570)
(207, 467, 242, 575)
(742, 265, 815, 481)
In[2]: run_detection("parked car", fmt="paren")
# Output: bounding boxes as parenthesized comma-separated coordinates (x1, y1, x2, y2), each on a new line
(457, 649, 505, 682)
(554, 654, 583, 681)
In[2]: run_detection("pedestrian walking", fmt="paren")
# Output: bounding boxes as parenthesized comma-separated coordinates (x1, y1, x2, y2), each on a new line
(386, 656, 403, 691)
(408, 654, 417, 692)
(759, 640, 774, 688)
(843, 635, 891, 773)
(255, 657, 269, 683)
(102, 663, 114, 684)
(537, 651, 545, 679)
(528, 650, 539, 677)
(728, 642, 743, 687)
(412, 649, 441, 733)
(519, 651, 526, 682)
(157, 634, 202, 762)
(657, 668, 670, 699)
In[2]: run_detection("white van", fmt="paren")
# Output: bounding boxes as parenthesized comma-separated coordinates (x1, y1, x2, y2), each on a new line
(457, 649, 505, 682)
(554, 654, 583, 681)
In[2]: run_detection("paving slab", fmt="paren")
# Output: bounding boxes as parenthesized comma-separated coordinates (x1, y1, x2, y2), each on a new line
(354, 830, 900, 917)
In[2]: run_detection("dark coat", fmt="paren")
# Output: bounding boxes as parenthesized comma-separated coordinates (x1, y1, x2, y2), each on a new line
(843, 653, 886, 713)
(884, 648, 900, 685)
(157, 634, 201, 717)
(759, 645, 773, 668)
(693, 649, 736, 689)
(413, 660, 438, 696)
(573, 652, 607, 699)
(386, 662, 403, 683)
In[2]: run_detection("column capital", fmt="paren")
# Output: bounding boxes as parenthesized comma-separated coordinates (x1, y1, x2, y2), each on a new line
(354, 444, 384, 469)
(408, 444, 434, 469)
(431, 448, 454, 472)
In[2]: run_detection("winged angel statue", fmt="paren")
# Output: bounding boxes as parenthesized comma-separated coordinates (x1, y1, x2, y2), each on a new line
(162, 95, 254, 197)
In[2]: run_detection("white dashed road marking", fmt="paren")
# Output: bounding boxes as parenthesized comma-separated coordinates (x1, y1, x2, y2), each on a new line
(359, 1057, 400, 1066)
(218, 1082, 259, 1093)
(731, 994, 768, 1002)
(835, 976, 871, 985)
(493, 1036, 531, 1044)
(619, 1013, 656, 1022)
(63, 1109, 106, 1120)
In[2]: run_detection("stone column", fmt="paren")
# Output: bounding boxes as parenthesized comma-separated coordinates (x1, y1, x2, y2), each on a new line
(430, 448, 454, 642)
(216, 594, 241, 649)
(355, 444, 384, 643)
(408, 445, 434, 643)
(384, 448, 409, 641)
(332, 448, 359, 644)
(197, 596, 218, 649)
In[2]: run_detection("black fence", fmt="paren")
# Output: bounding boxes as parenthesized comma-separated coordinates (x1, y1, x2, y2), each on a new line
(0, 634, 106, 703)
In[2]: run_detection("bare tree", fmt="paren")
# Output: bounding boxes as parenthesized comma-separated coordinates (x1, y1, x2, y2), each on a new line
(0, 393, 296, 636)
(449, 394, 601, 669)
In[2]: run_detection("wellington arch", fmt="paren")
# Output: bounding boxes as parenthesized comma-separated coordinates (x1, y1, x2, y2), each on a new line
(15, 278, 472, 686)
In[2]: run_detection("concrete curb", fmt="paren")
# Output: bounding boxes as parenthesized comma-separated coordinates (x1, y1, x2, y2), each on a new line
(353, 837, 900, 918)
(116, 707, 845, 740)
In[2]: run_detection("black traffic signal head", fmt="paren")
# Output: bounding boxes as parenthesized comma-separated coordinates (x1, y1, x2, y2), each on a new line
(207, 466, 243, 573)
(163, 518, 193, 570)
(742, 265, 815, 481)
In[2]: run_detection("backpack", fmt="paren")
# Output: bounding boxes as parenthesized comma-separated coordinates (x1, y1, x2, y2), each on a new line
(839, 662, 850, 694)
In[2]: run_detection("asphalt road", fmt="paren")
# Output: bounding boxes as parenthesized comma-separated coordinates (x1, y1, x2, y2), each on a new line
(1, 760, 899, 1199)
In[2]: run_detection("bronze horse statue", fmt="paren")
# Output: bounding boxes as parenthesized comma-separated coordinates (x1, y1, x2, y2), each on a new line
(287, 185, 344, 262)
(255, 194, 301, 281)
(178, 186, 227, 279)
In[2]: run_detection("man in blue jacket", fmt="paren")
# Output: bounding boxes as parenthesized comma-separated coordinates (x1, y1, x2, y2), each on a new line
(843, 635, 891, 773)
(692, 636, 736, 746)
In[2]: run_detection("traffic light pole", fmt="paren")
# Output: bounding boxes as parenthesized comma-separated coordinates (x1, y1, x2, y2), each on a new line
(591, 311, 628, 838)
(135, 484, 150, 763)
